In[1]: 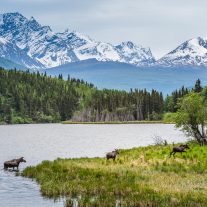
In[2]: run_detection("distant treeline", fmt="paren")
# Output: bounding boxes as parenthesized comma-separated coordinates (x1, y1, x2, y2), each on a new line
(72, 88, 165, 122)
(0, 67, 200, 124)
(165, 79, 202, 113)
(0, 68, 90, 123)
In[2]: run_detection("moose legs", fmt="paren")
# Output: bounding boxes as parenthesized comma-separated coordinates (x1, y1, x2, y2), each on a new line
(170, 151, 187, 158)
(169, 151, 176, 158)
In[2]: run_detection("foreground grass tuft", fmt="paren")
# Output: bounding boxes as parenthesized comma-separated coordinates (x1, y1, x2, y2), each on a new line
(22, 141, 207, 206)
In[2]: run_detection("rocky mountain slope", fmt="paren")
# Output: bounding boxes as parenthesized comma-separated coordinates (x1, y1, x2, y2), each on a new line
(151, 37, 207, 68)
(0, 12, 155, 69)
(0, 37, 44, 69)
(1, 12, 207, 69)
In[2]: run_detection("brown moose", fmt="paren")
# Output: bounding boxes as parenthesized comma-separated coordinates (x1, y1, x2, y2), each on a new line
(169, 145, 190, 158)
(106, 149, 119, 161)
(4, 157, 26, 170)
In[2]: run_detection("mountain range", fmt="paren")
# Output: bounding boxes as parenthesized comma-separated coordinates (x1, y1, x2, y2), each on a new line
(0, 12, 207, 95)
(0, 12, 155, 69)
(1, 12, 207, 69)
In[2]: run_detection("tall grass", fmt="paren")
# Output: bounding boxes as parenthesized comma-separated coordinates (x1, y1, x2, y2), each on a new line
(22, 142, 207, 206)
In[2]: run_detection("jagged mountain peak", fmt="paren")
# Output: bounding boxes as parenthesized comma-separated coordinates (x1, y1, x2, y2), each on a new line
(116, 41, 152, 54)
(0, 12, 51, 36)
(29, 16, 35, 21)
(115, 41, 155, 66)
(57, 29, 94, 45)
(0, 12, 155, 69)
(155, 37, 207, 68)
(119, 41, 136, 49)
(26, 17, 42, 31)
(168, 37, 207, 57)
(2, 12, 27, 27)
(3, 12, 23, 18)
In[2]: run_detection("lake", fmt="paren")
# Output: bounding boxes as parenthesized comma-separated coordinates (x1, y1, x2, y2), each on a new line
(0, 123, 188, 206)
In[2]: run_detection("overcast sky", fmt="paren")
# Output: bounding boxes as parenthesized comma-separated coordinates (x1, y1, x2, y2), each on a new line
(1, 0, 207, 59)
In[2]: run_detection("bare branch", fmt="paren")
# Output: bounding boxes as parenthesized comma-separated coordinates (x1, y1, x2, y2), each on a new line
(152, 134, 164, 146)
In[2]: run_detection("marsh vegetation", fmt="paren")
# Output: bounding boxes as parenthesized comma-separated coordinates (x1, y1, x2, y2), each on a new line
(21, 141, 207, 206)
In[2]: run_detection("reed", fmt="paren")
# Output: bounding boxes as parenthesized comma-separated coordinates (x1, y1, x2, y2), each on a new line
(21, 141, 207, 206)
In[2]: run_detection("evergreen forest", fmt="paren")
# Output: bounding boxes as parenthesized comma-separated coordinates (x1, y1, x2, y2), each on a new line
(0, 67, 202, 124)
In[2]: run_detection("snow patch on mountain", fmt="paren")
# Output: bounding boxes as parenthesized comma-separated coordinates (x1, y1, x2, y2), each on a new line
(74, 42, 121, 61)
(115, 41, 155, 66)
(153, 37, 207, 68)
(57, 29, 121, 62)
(2, 12, 207, 69)
(0, 36, 45, 69)
(0, 12, 155, 69)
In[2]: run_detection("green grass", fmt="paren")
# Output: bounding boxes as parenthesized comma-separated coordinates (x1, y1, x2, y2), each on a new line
(21, 141, 207, 206)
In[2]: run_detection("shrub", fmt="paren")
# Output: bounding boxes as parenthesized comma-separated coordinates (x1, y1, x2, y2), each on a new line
(152, 134, 164, 146)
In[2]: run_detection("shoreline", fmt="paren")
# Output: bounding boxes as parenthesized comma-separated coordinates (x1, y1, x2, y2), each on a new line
(1, 121, 175, 125)
(62, 121, 175, 124)
(21, 141, 207, 206)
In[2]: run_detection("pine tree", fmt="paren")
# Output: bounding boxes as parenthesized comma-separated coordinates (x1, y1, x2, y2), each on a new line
(194, 79, 202, 93)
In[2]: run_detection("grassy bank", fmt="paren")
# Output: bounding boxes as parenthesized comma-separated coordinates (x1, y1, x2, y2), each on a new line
(21, 141, 207, 206)
(62, 121, 163, 124)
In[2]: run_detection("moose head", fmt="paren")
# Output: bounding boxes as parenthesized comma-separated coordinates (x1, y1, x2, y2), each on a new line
(20, 157, 26, 162)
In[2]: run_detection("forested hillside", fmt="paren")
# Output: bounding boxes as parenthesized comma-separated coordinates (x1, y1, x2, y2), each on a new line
(72, 88, 164, 122)
(0, 67, 167, 124)
(0, 68, 86, 123)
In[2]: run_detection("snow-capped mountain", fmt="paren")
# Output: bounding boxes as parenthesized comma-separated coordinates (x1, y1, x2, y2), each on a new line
(0, 12, 155, 68)
(154, 37, 207, 68)
(58, 29, 121, 62)
(0, 37, 44, 69)
(2, 12, 207, 70)
(115, 41, 155, 66)
(58, 30, 155, 65)
(0, 13, 79, 68)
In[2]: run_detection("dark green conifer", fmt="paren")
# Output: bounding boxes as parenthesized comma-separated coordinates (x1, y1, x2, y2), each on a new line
(194, 79, 202, 93)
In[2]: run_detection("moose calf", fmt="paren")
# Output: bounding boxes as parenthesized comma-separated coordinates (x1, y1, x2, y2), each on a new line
(169, 144, 190, 158)
(106, 149, 119, 161)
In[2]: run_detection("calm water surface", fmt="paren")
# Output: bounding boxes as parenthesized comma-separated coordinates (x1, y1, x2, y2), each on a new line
(0, 123, 188, 207)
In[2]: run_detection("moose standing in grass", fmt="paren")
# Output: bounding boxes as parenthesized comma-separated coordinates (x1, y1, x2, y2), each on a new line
(169, 145, 190, 158)
(106, 149, 119, 161)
